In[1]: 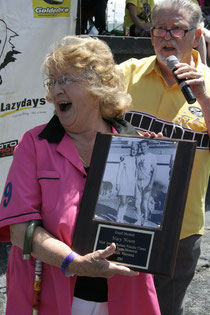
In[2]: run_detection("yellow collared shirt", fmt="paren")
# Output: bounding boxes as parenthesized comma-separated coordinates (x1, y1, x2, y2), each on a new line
(120, 50, 210, 239)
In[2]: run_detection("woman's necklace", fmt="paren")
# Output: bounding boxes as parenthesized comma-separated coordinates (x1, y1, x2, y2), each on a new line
(66, 121, 111, 168)
(79, 155, 89, 168)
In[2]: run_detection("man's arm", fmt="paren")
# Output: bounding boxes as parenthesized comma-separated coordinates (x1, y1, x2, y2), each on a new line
(197, 95, 210, 136)
(127, 3, 145, 30)
(174, 63, 210, 136)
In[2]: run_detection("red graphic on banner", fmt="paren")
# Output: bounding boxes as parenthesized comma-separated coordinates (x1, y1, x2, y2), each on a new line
(0, 140, 18, 158)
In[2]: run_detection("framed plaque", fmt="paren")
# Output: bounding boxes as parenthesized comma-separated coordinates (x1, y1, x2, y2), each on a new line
(72, 133, 196, 277)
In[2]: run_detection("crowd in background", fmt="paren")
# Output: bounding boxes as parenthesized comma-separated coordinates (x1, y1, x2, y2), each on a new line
(81, 0, 210, 64)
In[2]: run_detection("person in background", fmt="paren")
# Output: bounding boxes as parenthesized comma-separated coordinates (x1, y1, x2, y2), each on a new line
(0, 36, 160, 315)
(203, 26, 210, 61)
(123, 0, 154, 37)
(200, 0, 210, 63)
(119, 0, 210, 314)
(81, 0, 109, 35)
(93, 0, 109, 35)
(193, 0, 209, 64)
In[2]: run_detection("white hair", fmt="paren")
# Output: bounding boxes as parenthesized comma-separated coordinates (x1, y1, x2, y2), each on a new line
(151, 0, 202, 28)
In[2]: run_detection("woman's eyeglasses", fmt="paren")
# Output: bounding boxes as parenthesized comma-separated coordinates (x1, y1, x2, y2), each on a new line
(43, 76, 82, 90)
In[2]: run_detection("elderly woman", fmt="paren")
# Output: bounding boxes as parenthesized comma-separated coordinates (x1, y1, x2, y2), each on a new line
(0, 36, 160, 315)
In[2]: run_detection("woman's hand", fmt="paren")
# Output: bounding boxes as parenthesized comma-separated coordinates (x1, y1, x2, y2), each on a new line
(144, 131, 163, 138)
(68, 243, 139, 278)
(10, 223, 139, 279)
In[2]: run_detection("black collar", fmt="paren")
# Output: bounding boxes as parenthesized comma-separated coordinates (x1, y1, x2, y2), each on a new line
(38, 115, 138, 143)
(39, 115, 66, 143)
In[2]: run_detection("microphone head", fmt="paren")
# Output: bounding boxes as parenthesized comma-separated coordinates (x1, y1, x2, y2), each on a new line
(166, 55, 179, 70)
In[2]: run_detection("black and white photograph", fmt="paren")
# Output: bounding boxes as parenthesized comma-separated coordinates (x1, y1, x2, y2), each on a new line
(94, 136, 177, 229)
(73, 133, 196, 275)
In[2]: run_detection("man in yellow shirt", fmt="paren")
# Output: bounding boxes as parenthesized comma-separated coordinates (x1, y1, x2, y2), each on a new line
(123, 0, 154, 36)
(120, 0, 210, 314)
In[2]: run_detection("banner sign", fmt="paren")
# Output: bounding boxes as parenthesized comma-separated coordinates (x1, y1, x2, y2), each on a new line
(0, 0, 78, 197)
(32, 0, 71, 18)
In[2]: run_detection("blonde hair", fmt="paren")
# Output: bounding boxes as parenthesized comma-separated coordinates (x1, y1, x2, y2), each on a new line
(42, 35, 132, 118)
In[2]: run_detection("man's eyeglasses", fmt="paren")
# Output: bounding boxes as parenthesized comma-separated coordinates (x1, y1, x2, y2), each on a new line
(151, 27, 195, 39)
(43, 76, 82, 90)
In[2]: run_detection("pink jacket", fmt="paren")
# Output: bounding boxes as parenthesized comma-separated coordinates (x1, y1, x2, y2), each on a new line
(0, 117, 160, 315)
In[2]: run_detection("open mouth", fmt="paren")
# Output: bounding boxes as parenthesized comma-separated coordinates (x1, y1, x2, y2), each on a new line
(59, 102, 72, 112)
(163, 46, 175, 51)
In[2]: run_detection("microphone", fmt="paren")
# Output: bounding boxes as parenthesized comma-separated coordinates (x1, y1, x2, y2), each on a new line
(166, 55, 196, 104)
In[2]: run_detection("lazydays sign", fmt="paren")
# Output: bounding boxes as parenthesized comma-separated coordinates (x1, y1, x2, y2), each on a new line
(0, 0, 78, 197)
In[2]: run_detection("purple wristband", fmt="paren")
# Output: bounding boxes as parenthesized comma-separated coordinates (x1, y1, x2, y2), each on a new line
(61, 251, 79, 277)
